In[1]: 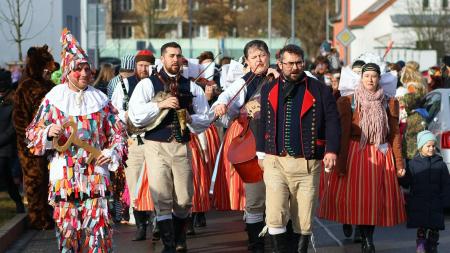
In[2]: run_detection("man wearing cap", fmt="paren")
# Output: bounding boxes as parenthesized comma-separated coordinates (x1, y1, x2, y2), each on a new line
(135, 49, 155, 80)
(111, 51, 153, 241)
(107, 54, 136, 99)
(25, 29, 127, 252)
(128, 42, 210, 252)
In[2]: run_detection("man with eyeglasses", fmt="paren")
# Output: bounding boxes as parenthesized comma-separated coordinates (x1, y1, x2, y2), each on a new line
(256, 44, 341, 252)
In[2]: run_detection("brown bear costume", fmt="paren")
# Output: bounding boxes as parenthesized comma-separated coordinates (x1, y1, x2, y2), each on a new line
(13, 45, 56, 229)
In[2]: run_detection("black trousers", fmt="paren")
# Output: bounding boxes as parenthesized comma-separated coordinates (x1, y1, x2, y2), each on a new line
(0, 156, 22, 203)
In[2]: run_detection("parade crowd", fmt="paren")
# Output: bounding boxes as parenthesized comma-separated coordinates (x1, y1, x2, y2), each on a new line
(1, 28, 450, 253)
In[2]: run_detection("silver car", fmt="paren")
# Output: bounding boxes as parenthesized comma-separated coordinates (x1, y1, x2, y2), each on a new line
(424, 88, 450, 170)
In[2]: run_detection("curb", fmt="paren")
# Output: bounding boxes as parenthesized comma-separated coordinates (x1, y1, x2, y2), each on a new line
(0, 214, 27, 253)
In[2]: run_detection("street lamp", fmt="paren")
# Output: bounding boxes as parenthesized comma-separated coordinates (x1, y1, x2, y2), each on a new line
(291, 0, 295, 44)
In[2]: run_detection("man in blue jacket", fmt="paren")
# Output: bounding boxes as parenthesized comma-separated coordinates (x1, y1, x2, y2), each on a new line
(256, 44, 340, 253)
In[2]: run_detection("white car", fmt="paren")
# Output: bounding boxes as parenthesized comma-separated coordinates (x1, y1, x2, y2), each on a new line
(424, 89, 450, 170)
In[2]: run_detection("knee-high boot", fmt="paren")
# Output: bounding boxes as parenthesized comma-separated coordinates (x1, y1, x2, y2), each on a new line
(361, 225, 375, 253)
(132, 210, 147, 241)
(427, 229, 439, 253)
(246, 222, 265, 253)
(158, 219, 176, 253)
(270, 232, 290, 253)
(298, 234, 310, 253)
(173, 215, 188, 252)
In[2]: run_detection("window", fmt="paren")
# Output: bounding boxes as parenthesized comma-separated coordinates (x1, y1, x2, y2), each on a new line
(423, 0, 429, 9)
(121, 0, 132, 11)
(444, 0, 449, 8)
(113, 25, 133, 38)
(155, 0, 167, 10)
(424, 93, 441, 123)
(193, 0, 200, 10)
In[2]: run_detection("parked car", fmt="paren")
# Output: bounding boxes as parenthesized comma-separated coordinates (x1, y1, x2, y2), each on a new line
(424, 89, 450, 171)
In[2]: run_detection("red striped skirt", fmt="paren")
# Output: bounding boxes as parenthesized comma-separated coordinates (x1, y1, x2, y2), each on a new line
(134, 162, 155, 211)
(190, 134, 211, 212)
(318, 140, 406, 226)
(318, 161, 330, 201)
(213, 120, 246, 211)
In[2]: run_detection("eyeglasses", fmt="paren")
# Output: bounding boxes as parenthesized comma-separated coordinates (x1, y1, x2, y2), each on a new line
(281, 61, 303, 69)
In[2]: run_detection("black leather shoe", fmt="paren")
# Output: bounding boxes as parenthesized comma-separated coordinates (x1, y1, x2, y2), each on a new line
(342, 224, 353, 238)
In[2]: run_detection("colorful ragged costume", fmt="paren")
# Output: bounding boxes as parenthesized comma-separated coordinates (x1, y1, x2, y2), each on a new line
(25, 29, 128, 252)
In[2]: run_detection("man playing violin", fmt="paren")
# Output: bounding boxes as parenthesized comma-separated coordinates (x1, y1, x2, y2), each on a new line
(212, 40, 274, 253)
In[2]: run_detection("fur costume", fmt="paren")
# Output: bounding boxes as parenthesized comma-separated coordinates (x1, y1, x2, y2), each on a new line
(13, 45, 56, 229)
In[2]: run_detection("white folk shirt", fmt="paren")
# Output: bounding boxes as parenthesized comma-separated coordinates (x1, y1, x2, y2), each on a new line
(127, 72, 211, 134)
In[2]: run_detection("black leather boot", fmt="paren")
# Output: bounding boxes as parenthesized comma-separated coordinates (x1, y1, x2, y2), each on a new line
(427, 229, 439, 253)
(246, 222, 265, 253)
(151, 213, 160, 241)
(173, 216, 188, 252)
(132, 210, 147, 241)
(298, 234, 310, 253)
(343, 224, 353, 238)
(361, 225, 375, 253)
(158, 219, 176, 253)
(194, 212, 206, 227)
(186, 214, 195, 235)
(353, 225, 362, 243)
(271, 232, 290, 253)
(286, 220, 299, 253)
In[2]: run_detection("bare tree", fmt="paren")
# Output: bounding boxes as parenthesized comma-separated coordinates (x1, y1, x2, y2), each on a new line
(0, 0, 53, 61)
(405, 0, 450, 59)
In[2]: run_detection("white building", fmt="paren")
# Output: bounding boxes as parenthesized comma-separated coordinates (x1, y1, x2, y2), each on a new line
(0, 0, 81, 67)
(334, 0, 448, 70)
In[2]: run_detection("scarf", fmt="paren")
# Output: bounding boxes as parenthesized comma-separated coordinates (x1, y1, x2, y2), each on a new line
(354, 84, 389, 148)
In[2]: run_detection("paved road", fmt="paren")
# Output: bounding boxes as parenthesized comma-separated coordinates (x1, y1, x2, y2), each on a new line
(6, 210, 450, 252)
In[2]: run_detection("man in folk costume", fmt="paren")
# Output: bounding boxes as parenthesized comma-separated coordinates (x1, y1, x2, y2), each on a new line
(257, 45, 340, 253)
(112, 49, 158, 240)
(111, 53, 151, 241)
(107, 54, 136, 99)
(25, 28, 128, 252)
(107, 54, 136, 225)
(212, 40, 274, 253)
(128, 42, 210, 252)
(13, 45, 56, 229)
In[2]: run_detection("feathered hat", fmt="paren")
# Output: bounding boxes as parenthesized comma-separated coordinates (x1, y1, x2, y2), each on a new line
(60, 28, 90, 83)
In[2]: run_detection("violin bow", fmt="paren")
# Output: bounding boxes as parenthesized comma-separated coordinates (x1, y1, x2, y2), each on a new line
(193, 52, 222, 84)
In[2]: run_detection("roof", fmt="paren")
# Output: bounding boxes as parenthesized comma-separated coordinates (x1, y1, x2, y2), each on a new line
(349, 0, 397, 28)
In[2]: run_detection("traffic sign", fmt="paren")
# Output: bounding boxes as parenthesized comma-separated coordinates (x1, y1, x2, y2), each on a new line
(336, 28, 356, 47)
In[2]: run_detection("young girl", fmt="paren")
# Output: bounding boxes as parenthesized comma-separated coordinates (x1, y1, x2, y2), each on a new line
(400, 130, 450, 253)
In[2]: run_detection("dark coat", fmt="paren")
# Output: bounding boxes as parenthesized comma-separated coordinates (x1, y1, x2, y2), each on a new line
(399, 154, 450, 230)
(257, 73, 340, 159)
(0, 90, 16, 157)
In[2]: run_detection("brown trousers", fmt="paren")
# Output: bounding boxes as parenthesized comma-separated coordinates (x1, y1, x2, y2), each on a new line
(144, 140, 193, 217)
(263, 154, 321, 235)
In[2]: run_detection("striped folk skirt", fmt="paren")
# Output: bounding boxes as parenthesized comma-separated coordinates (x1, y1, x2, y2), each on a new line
(213, 120, 246, 211)
(190, 134, 212, 212)
(134, 162, 155, 211)
(318, 140, 406, 226)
